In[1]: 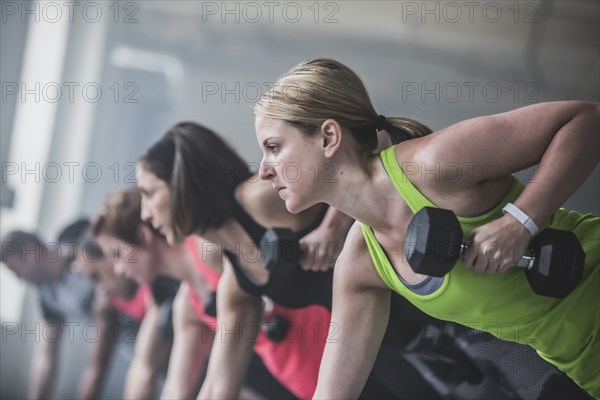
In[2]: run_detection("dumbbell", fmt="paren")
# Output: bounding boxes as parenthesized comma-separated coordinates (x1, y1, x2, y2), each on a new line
(261, 315, 290, 342)
(203, 291, 217, 318)
(404, 207, 585, 299)
(260, 228, 302, 275)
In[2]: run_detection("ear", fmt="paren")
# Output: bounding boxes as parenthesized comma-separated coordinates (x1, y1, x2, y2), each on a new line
(320, 119, 343, 158)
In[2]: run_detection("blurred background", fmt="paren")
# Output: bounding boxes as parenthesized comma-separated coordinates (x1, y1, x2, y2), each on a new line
(1, 1, 598, 398)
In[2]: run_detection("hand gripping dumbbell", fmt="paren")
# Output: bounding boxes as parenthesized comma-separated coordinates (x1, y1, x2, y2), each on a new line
(404, 207, 585, 299)
(260, 228, 302, 275)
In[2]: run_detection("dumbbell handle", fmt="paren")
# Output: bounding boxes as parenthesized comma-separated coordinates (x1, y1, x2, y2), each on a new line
(460, 243, 536, 270)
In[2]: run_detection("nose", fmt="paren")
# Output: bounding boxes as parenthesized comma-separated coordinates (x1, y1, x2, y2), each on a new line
(259, 158, 275, 181)
(140, 198, 152, 222)
(113, 261, 127, 277)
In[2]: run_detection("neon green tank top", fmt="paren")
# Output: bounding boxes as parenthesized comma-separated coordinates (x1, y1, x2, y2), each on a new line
(361, 145, 600, 398)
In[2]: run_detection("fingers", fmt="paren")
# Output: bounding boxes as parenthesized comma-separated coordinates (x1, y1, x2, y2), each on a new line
(461, 239, 521, 274)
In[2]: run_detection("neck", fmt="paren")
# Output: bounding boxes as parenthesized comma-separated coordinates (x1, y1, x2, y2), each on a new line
(323, 154, 397, 232)
(155, 242, 198, 284)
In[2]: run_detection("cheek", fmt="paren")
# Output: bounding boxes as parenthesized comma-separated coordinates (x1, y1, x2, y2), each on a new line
(156, 196, 170, 220)
(135, 251, 152, 274)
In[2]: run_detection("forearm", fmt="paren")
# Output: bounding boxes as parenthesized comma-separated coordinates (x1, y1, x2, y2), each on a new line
(28, 322, 62, 400)
(124, 361, 158, 400)
(314, 228, 391, 400)
(515, 102, 599, 225)
(162, 361, 204, 400)
(313, 289, 390, 399)
(79, 303, 117, 400)
(28, 354, 57, 400)
(199, 303, 261, 399)
(124, 302, 168, 399)
(199, 324, 258, 399)
(78, 367, 107, 400)
(162, 325, 211, 400)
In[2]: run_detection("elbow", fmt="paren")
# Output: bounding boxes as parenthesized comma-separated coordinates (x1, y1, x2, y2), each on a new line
(567, 101, 600, 164)
(582, 102, 600, 163)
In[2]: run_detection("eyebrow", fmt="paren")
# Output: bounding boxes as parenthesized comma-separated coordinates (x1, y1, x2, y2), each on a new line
(262, 137, 276, 146)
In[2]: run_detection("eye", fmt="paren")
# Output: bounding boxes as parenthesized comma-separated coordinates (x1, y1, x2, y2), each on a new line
(266, 144, 279, 154)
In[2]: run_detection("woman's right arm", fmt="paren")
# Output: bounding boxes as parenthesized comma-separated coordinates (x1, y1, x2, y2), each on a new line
(313, 223, 391, 399)
(198, 259, 263, 399)
(28, 321, 63, 400)
(77, 294, 118, 400)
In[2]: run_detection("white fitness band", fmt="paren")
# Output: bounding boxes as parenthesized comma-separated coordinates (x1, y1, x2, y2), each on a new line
(502, 202, 539, 237)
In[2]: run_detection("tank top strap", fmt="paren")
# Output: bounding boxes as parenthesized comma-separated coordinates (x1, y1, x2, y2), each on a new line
(379, 145, 435, 214)
(185, 236, 220, 290)
(230, 198, 266, 245)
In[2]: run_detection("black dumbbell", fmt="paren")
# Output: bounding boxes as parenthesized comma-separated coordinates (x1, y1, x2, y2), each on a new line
(261, 315, 290, 342)
(404, 207, 585, 299)
(203, 291, 217, 318)
(260, 228, 302, 275)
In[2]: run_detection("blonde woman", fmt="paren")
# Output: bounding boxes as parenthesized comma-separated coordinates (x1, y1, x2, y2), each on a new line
(254, 58, 599, 398)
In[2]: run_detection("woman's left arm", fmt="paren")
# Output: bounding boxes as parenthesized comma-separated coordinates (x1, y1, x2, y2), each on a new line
(429, 101, 599, 223)
(423, 101, 599, 273)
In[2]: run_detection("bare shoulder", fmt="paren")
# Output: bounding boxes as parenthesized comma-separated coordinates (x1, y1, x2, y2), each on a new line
(335, 221, 389, 292)
(236, 176, 287, 226)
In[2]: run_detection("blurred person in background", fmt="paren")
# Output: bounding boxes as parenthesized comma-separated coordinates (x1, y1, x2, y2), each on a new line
(1, 219, 175, 400)
(92, 187, 299, 399)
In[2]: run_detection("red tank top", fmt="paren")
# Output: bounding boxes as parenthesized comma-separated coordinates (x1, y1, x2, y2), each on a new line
(111, 284, 150, 322)
(184, 236, 330, 399)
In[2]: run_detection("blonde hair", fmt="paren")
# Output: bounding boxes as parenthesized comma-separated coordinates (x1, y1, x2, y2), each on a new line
(254, 57, 432, 153)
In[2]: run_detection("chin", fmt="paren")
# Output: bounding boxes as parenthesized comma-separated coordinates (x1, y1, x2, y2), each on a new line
(284, 197, 310, 214)
(165, 233, 175, 246)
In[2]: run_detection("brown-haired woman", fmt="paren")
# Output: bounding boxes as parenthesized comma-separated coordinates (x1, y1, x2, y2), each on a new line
(92, 188, 300, 399)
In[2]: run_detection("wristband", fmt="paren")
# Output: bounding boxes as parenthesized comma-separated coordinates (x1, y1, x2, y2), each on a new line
(502, 202, 539, 236)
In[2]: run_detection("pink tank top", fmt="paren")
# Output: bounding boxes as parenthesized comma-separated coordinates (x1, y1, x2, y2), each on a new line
(184, 236, 330, 399)
(111, 284, 150, 322)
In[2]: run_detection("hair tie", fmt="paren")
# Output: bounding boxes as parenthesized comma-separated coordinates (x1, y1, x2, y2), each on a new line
(147, 136, 176, 172)
(375, 115, 386, 131)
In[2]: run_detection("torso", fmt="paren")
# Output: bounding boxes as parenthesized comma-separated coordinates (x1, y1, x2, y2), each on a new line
(363, 140, 514, 286)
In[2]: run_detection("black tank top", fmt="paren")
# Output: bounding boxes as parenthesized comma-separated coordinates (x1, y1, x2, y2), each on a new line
(225, 200, 334, 309)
